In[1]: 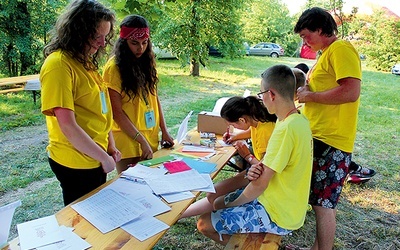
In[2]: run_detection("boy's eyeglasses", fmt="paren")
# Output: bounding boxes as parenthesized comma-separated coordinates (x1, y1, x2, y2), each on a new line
(257, 89, 271, 98)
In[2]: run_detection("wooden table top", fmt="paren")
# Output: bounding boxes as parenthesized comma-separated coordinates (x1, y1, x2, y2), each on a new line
(7, 132, 236, 250)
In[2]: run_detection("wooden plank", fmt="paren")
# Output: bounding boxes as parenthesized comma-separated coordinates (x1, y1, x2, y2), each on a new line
(224, 233, 282, 250)
(0, 74, 40, 87)
(0, 87, 25, 94)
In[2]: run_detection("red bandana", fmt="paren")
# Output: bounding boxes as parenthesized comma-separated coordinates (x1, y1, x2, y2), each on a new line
(120, 26, 150, 40)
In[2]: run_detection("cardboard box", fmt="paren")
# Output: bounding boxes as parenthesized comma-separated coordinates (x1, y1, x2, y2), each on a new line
(197, 111, 228, 135)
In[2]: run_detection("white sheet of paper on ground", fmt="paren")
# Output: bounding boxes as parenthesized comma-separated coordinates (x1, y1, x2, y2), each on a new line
(176, 110, 193, 144)
(122, 164, 167, 180)
(181, 145, 215, 153)
(36, 226, 91, 250)
(105, 178, 171, 217)
(146, 169, 210, 195)
(161, 191, 195, 203)
(71, 189, 147, 234)
(121, 216, 169, 242)
(0, 200, 21, 248)
(17, 215, 64, 250)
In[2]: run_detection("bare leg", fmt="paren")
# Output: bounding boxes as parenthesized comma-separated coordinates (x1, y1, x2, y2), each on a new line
(197, 212, 230, 245)
(311, 205, 336, 250)
(180, 197, 214, 218)
(180, 172, 249, 219)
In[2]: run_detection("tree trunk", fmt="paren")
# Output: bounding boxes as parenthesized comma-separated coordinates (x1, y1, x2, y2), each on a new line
(190, 58, 200, 76)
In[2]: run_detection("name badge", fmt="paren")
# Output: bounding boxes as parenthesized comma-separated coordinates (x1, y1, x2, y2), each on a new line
(145, 110, 155, 129)
(100, 91, 108, 114)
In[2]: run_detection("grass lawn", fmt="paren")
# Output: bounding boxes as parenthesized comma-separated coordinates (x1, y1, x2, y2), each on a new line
(0, 56, 399, 249)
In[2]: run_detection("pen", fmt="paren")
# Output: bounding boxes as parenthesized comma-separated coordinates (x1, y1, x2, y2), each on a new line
(226, 126, 230, 140)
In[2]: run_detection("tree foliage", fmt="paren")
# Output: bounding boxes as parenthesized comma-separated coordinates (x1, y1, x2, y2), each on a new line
(110, 0, 246, 76)
(241, 0, 298, 56)
(0, 0, 67, 77)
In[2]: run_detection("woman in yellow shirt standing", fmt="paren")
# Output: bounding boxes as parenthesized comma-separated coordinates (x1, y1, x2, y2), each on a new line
(40, 0, 120, 206)
(103, 15, 174, 173)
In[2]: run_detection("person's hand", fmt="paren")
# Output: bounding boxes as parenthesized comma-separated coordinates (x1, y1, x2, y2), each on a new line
(140, 140, 153, 160)
(161, 132, 174, 148)
(233, 140, 250, 158)
(245, 162, 264, 181)
(101, 155, 116, 173)
(296, 84, 311, 103)
(107, 145, 121, 162)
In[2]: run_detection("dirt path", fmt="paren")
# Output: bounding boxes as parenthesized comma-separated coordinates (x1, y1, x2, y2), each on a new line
(0, 124, 50, 205)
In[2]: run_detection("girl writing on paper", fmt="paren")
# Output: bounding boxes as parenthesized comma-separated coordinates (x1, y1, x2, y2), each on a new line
(180, 95, 277, 218)
(103, 15, 174, 173)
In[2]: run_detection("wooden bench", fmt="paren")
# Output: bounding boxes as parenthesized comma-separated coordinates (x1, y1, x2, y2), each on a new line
(0, 74, 40, 103)
(224, 233, 282, 250)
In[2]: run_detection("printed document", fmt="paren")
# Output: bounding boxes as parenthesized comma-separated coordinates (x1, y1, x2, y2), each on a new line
(17, 215, 64, 250)
(71, 189, 146, 233)
(146, 169, 210, 195)
(121, 216, 169, 242)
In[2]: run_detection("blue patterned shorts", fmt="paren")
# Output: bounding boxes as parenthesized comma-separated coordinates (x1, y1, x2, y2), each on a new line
(211, 189, 292, 236)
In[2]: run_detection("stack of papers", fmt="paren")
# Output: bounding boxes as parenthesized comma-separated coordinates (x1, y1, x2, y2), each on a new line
(17, 215, 90, 250)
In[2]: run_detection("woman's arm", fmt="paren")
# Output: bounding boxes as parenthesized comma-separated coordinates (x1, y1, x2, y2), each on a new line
(54, 107, 116, 173)
(108, 89, 153, 159)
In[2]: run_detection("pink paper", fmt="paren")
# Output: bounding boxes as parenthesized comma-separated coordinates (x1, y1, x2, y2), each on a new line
(163, 160, 192, 173)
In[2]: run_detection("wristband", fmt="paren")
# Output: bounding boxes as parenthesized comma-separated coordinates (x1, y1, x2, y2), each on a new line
(246, 154, 254, 163)
(133, 131, 140, 141)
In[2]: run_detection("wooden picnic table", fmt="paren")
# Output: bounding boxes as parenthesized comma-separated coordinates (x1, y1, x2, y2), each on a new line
(0, 74, 41, 104)
(7, 131, 236, 250)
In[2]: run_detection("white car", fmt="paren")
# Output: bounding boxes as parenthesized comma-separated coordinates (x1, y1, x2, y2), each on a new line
(392, 64, 400, 75)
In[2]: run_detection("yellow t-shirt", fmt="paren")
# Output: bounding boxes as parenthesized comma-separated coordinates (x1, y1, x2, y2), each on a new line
(250, 122, 275, 160)
(305, 40, 361, 152)
(40, 50, 113, 169)
(258, 113, 313, 230)
(103, 57, 160, 158)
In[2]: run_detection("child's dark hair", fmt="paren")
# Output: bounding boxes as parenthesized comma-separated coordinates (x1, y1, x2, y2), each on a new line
(220, 96, 277, 123)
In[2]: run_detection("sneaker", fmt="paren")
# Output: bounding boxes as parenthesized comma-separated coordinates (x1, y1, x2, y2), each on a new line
(349, 162, 376, 178)
(347, 174, 371, 184)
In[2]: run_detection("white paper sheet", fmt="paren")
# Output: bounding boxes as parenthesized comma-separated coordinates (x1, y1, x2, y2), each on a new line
(146, 169, 210, 195)
(176, 111, 193, 144)
(160, 191, 195, 203)
(193, 174, 216, 193)
(105, 178, 171, 217)
(182, 145, 215, 153)
(17, 215, 64, 250)
(71, 189, 146, 233)
(36, 226, 91, 250)
(0, 200, 21, 247)
(122, 164, 167, 180)
(121, 216, 169, 242)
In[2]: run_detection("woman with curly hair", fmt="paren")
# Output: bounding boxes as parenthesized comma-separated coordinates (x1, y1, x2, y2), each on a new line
(40, 0, 120, 206)
(103, 14, 174, 173)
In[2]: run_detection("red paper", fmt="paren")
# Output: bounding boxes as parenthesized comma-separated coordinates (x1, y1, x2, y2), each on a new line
(163, 160, 192, 173)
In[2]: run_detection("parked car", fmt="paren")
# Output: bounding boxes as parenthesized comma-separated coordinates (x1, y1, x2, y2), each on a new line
(391, 64, 400, 75)
(153, 46, 176, 59)
(208, 46, 223, 57)
(246, 42, 284, 57)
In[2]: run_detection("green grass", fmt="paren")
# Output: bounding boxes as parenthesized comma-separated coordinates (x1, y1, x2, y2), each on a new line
(1, 56, 399, 249)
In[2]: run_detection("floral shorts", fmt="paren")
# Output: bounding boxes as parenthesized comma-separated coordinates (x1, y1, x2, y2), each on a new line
(211, 189, 292, 237)
(309, 139, 351, 209)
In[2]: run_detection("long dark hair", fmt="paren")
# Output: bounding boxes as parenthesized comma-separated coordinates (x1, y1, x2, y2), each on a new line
(220, 96, 277, 123)
(113, 14, 158, 100)
(43, 0, 115, 70)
